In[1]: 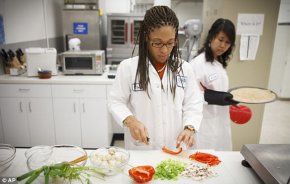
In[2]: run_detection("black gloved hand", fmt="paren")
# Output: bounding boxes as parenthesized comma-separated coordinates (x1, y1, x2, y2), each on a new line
(204, 89, 239, 106)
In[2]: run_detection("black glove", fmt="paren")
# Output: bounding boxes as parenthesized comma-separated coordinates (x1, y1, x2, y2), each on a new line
(204, 89, 239, 106)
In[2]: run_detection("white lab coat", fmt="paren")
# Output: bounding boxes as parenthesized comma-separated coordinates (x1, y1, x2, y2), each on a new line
(190, 52, 232, 151)
(108, 56, 203, 150)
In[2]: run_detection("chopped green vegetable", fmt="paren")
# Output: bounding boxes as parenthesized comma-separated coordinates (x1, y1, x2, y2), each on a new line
(17, 162, 105, 184)
(153, 159, 187, 180)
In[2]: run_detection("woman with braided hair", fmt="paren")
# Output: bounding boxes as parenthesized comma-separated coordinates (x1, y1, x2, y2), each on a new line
(108, 6, 203, 150)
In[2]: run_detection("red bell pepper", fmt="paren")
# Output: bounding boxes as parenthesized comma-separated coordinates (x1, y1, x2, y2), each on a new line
(189, 152, 221, 166)
(162, 146, 183, 155)
(128, 165, 155, 183)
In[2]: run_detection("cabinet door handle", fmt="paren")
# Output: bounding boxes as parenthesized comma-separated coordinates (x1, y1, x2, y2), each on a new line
(18, 88, 30, 92)
(19, 101, 23, 112)
(29, 102, 32, 112)
(73, 103, 76, 113)
(73, 89, 84, 93)
(83, 103, 85, 113)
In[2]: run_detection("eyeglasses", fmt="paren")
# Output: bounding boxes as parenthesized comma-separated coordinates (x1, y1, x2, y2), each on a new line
(150, 41, 176, 48)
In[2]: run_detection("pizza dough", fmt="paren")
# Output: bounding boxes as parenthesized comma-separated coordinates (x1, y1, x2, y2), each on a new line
(230, 87, 276, 103)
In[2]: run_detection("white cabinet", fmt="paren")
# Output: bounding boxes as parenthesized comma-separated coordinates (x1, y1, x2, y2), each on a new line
(52, 85, 112, 148)
(52, 98, 82, 147)
(0, 84, 55, 147)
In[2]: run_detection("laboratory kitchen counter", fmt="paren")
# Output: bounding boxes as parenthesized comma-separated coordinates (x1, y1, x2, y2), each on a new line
(0, 148, 262, 184)
(0, 71, 114, 85)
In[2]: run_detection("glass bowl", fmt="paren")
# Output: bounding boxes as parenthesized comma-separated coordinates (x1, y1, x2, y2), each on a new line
(0, 144, 16, 173)
(26, 145, 87, 170)
(90, 146, 130, 175)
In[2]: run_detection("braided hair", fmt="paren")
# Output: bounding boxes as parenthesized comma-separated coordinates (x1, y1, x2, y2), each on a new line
(196, 18, 236, 68)
(132, 5, 181, 97)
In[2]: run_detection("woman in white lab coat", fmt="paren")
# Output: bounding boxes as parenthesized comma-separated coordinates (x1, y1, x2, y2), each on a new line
(108, 6, 203, 150)
(190, 18, 238, 151)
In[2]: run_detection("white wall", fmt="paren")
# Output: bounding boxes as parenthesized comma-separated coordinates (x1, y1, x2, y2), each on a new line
(105, 0, 130, 13)
(173, 1, 203, 26)
(0, 0, 62, 44)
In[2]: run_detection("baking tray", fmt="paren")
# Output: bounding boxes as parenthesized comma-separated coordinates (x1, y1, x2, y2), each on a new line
(228, 86, 277, 104)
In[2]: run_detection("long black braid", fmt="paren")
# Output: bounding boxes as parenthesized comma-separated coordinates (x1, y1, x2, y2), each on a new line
(196, 18, 236, 68)
(132, 6, 181, 98)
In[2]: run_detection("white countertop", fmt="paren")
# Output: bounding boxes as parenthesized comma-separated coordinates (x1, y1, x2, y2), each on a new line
(0, 68, 115, 85)
(0, 148, 262, 184)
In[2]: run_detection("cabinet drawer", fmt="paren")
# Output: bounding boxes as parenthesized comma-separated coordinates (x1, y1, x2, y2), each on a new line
(0, 84, 52, 97)
(52, 85, 106, 98)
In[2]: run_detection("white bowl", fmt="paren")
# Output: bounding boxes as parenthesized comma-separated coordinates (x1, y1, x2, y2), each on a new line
(90, 146, 130, 175)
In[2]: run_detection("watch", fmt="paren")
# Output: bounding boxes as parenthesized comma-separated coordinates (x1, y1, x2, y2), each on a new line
(184, 125, 196, 133)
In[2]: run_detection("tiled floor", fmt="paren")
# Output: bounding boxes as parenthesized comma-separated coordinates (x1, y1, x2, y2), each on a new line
(113, 100, 290, 148)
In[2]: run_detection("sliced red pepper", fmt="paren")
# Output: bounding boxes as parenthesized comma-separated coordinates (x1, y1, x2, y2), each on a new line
(189, 152, 221, 166)
(128, 165, 155, 183)
(162, 146, 183, 155)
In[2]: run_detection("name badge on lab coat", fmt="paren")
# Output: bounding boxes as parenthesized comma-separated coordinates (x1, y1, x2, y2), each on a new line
(208, 73, 218, 82)
(176, 75, 187, 88)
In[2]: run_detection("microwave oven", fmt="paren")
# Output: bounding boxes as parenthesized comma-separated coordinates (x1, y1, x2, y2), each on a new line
(62, 50, 105, 75)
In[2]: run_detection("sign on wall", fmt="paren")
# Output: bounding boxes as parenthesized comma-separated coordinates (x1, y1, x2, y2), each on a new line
(237, 14, 264, 61)
(73, 22, 88, 35)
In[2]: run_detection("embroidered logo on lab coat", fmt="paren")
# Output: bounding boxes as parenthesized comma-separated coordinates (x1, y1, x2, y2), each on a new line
(208, 73, 218, 82)
(132, 83, 143, 91)
(176, 75, 187, 88)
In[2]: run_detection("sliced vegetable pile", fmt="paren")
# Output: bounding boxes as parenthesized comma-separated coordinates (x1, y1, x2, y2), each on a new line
(128, 165, 155, 183)
(189, 152, 221, 166)
(17, 162, 105, 184)
(181, 163, 218, 180)
(154, 159, 186, 180)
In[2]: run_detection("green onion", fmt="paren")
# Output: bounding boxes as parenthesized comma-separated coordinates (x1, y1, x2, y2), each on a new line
(17, 162, 105, 184)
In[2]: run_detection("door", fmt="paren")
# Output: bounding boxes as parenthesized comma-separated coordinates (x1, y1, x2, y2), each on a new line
(0, 98, 30, 147)
(53, 98, 82, 147)
(28, 98, 55, 146)
(80, 98, 109, 148)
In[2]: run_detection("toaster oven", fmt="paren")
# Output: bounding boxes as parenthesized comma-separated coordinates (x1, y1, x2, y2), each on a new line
(62, 50, 105, 75)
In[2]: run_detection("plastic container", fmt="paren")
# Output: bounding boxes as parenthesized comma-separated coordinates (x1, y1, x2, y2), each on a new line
(0, 144, 16, 173)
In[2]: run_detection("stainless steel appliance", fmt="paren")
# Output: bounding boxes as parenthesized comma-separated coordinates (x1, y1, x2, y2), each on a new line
(241, 144, 290, 184)
(62, 0, 102, 51)
(106, 13, 144, 64)
(62, 50, 105, 75)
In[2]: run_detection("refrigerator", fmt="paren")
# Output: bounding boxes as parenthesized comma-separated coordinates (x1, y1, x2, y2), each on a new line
(62, 1, 102, 51)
